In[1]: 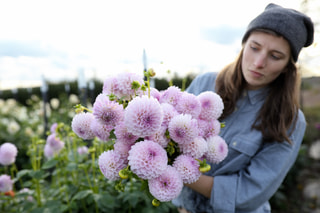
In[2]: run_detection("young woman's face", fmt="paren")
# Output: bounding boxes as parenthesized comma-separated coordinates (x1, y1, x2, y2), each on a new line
(242, 31, 291, 90)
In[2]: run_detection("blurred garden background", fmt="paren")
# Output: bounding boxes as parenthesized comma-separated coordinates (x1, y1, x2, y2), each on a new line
(0, 0, 320, 212)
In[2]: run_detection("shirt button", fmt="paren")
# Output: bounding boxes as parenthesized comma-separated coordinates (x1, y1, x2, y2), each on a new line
(233, 142, 237, 146)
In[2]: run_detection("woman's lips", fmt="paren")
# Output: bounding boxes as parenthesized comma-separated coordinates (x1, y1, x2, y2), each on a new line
(250, 70, 263, 78)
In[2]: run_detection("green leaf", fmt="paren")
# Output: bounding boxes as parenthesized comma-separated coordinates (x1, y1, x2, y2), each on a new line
(72, 190, 93, 201)
(29, 170, 49, 180)
(66, 162, 77, 171)
(123, 191, 142, 207)
(42, 158, 58, 169)
(30, 207, 47, 213)
(94, 192, 117, 209)
(16, 169, 31, 179)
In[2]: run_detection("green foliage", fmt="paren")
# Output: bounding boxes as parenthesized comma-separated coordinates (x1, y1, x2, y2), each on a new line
(303, 106, 320, 144)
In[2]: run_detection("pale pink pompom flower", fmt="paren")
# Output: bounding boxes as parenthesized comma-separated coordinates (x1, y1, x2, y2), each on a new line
(44, 135, 65, 159)
(93, 94, 124, 127)
(173, 155, 201, 184)
(150, 88, 162, 101)
(113, 140, 134, 163)
(46, 134, 64, 152)
(77, 146, 89, 155)
(197, 119, 221, 139)
(175, 92, 201, 119)
(159, 86, 183, 106)
(128, 140, 168, 179)
(168, 114, 199, 145)
(44, 144, 55, 159)
(115, 73, 145, 100)
(102, 76, 119, 95)
(205, 135, 228, 164)
(0, 142, 18, 166)
(180, 136, 208, 159)
(71, 112, 95, 140)
(98, 150, 127, 181)
(114, 122, 139, 145)
(145, 125, 170, 148)
(0, 174, 13, 192)
(50, 123, 58, 134)
(90, 119, 113, 141)
(148, 165, 183, 202)
(124, 96, 163, 138)
(161, 103, 179, 128)
(198, 91, 224, 121)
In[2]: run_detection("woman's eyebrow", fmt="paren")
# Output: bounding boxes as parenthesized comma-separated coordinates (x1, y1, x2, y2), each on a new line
(251, 40, 286, 56)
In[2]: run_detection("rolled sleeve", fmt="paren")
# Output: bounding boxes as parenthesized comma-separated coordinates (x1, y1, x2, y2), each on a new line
(211, 174, 237, 212)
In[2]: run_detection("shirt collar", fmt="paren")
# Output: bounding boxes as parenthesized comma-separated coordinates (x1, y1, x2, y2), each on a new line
(244, 87, 269, 105)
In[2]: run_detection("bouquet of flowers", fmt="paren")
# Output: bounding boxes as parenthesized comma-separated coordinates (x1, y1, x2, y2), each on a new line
(71, 70, 228, 205)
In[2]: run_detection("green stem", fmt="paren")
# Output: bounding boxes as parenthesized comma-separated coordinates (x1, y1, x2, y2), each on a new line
(72, 139, 78, 163)
(91, 151, 98, 193)
(147, 75, 151, 98)
(35, 179, 42, 206)
(84, 167, 93, 191)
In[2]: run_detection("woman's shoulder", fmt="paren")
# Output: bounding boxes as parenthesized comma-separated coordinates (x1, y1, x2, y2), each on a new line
(194, 72, 218, 82)
(187, 72, 218, 95)
(295, 109, 306, 130)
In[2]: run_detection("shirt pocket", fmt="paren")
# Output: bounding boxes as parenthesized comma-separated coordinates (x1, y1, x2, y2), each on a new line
(222, 135, 262, 170)
(229, 135, 261, 157)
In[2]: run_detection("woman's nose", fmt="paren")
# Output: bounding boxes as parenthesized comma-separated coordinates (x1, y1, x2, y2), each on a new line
(253, 54, 267, 68)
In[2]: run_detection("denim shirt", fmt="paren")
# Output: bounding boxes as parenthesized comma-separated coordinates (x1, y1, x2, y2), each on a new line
(172, 72, 306, 213)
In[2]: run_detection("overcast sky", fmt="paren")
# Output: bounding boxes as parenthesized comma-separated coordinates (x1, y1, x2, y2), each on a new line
(0, 0, 317, 90)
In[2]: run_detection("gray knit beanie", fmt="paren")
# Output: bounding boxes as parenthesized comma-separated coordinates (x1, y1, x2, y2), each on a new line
(242, 3, 314, 61)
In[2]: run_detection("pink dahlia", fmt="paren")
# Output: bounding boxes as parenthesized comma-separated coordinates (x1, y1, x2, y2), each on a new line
(114, 73, 145, 100)
(46, 134, 64, 152)
(150, 88, 162, 101)
(179, 136, 208, 159)
(168, 114, 199, 145)
(145, 125, 170, 148)
(102, 76, 118, 95)
(90, 119, 113, 141)
(175, 92, 201, 118)
(77, 146, 89, 155)
(114, 122, 139, 145)
(128, 140, 168, 179)
(197, 119, 221, 139)
(159, 86, 183, 106)
(44, 136, 64, 159)
(161, 103, 179, 128)
(113, 140, 133, 162)
(205, 135, 228, 164)
(44, 144, 55, 159)
(98, 150, 127, 181)
(50, 123, 58, 134)
(173, 155, 201, 184)
(198, 91, 224, 121)
(71, 112, 95, 140)
(148, 165, 183, 202)
(124, 96, 163, 137)
(93, 94, 124, 126)
(0, 174, 13, 192)
(0, 142, 18, 166)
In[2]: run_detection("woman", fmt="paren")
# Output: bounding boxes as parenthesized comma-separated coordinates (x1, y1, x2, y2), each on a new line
(173, 3, 314, 213)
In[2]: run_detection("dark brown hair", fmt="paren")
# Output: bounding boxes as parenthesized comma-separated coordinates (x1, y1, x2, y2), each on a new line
(215, 47, 300, 144)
